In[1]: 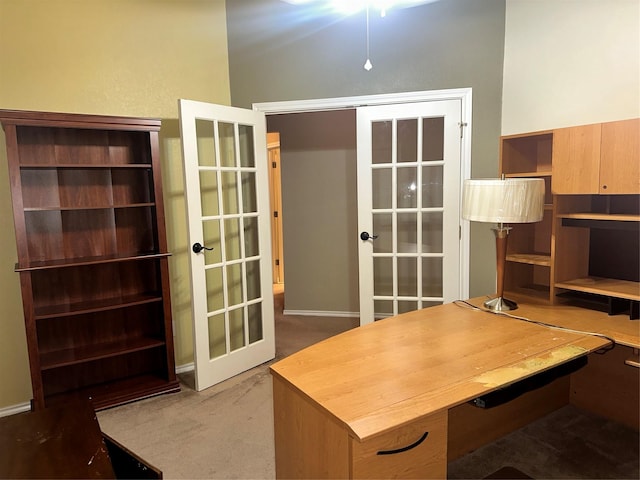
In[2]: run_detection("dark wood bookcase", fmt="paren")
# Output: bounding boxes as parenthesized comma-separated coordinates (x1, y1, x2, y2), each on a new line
(0, 109, 180, 410)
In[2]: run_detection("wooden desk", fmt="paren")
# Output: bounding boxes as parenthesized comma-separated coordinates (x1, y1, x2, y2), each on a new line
(0, 401, 115, 479)
(270, 298, 640, 479)
(0, 401, 162, 479)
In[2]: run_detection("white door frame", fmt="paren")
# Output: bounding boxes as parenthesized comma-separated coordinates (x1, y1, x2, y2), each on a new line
(253, 88, 472, 304)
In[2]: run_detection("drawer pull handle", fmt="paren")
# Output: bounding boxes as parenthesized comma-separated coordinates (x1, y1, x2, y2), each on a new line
(376, 432, 429, 456)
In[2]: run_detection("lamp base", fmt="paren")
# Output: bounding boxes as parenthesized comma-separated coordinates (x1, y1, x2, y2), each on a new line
(483, 296, 518, 312)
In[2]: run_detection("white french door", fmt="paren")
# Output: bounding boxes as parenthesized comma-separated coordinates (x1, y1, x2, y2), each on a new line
(179, 99, 274, 391)
(357, 100, 463, 324)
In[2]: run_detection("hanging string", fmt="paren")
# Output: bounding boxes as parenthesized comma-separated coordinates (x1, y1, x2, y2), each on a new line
(364, 5, 373, 71)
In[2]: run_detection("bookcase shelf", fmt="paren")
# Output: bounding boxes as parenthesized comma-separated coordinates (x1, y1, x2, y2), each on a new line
(1, 109, 180, 410)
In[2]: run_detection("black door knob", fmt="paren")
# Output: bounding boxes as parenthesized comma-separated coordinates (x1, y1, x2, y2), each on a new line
(360, 231, 378, 241)
(192, 242, 214, 253)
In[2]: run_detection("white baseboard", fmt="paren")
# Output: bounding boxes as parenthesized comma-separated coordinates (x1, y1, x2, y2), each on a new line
(283, 309, 360, 318)
(0, 401, 31, 418)
(176, 362, 195, 374)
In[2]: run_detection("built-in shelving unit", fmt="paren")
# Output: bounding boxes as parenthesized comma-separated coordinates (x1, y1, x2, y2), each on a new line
(1, 109, 180, 410)
(500, 119, 639, 318)
(499, 131, 555, 303)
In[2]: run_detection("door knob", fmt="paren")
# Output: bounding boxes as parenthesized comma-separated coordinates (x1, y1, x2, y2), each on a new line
(192, 242, 214, 254)
(360, 231, 378, 241)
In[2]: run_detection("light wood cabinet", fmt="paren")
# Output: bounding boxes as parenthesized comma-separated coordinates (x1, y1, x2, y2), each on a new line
(273, 375, 447, 479)
(351, 412, 447, 479)
(552, 118, 640, 194)
(0, 109, 180, 410)
(500, 118, 639, 316)
(600, 119, 640, 194)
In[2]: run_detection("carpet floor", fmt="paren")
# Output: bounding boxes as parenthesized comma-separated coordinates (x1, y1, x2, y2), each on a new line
(97, 288, 639, 479)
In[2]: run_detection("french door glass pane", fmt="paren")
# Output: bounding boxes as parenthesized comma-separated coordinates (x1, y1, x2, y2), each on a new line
(224, 218, 241, 261)
(397, 257, 417, 297)
(398, 301, 417, 314)
(229, 308, 245, 351)
(372, 121, 392, 164)
(248, 303, 263, 344)
(238, 124, 255, 168)
(373, 213, 392, 253)
(398, 212, 417, 254)
(242, 172, 257, 213)
(422, 165, 443, 208)
(226, 263, 243, 307)
(423, 117, 444, 162)
(219, 122, 236, 167)
(397, 167, 417, 209)
(208, 313, 226, 359)
(221, 171, 239, 215)
(373, 257, 393, 296)
(397, 119, 417, 163)
(422, 257, 443, 297)
(374, 299, 393, 318)
(244, 217, 259, 258)
(422, 212, 443, 253)
(202, 219, 222, 265)
(205, 267, 224, 313)
(195, 119, 216, 167)
(372, 168, 392, 209)
(200, 171, 219, 217)
(246, 260, 261, 301)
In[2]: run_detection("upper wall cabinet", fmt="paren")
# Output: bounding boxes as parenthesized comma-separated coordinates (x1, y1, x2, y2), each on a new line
(552, 118, 640, 194)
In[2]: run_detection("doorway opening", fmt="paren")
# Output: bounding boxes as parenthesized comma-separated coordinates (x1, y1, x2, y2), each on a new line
(256, 88, 472, 320)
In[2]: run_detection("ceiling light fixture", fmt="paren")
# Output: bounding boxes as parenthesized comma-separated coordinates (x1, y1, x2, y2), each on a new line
(282, 0, 440, 71)
(282, 0, 434, 15)
(364, 5, 373, 70)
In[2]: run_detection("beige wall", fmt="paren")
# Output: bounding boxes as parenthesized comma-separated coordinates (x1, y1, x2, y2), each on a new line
(227, 0, 507, 306)
(268, 110, 358, 313)
(0, 0, 230, 410)
(502, 0, 640, 134)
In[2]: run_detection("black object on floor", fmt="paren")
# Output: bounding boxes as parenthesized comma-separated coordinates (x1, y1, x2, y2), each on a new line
(485, 466, 533, 479)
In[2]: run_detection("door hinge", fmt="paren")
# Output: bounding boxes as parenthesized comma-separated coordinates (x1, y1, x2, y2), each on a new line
(459, 225, 462, 239)
(273, 211, 278, 218)
(459, 122, 468, 139)
(275, 259, 280, 266)
(272, 161, 277, 168)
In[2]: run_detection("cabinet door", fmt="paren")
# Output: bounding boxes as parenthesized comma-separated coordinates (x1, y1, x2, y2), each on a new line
(552, 124, 601, 194)
(351, 411, 447, 479)
(600, 119, 640, 194)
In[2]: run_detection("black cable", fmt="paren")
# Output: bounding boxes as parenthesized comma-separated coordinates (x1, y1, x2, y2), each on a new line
(453, 299, 616, 353)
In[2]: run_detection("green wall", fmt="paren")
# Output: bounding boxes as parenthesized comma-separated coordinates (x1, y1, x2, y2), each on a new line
(226, 0, 506, 311)
(0, 0, 230, 410)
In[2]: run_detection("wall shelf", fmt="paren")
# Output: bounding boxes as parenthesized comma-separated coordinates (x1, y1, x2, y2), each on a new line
(506, 253, 551, 267)
(555, 277, 640, 302)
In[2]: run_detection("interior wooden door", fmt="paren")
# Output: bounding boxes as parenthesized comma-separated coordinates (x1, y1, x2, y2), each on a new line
(179, 99, 275, 391)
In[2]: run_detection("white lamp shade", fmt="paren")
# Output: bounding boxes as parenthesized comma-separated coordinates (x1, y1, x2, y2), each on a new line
(462, 178, 545, 223)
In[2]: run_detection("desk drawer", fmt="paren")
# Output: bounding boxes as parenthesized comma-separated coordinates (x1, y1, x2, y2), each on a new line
(351, 410, 447, 479)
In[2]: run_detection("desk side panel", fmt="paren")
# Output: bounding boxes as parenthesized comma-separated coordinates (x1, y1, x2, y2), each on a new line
(273, 375, 350, 479)
(570, 345, 640, 431)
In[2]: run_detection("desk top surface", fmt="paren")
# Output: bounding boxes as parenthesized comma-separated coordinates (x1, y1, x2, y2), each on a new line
(270, 298, 639, 441)
(0, 400, 115, 479)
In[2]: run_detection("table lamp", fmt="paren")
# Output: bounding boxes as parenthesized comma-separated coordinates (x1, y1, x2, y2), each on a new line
(462, 177, 545, 311)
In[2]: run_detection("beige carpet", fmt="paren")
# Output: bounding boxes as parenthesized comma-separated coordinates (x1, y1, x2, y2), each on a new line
(97, 288, 639, 479)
